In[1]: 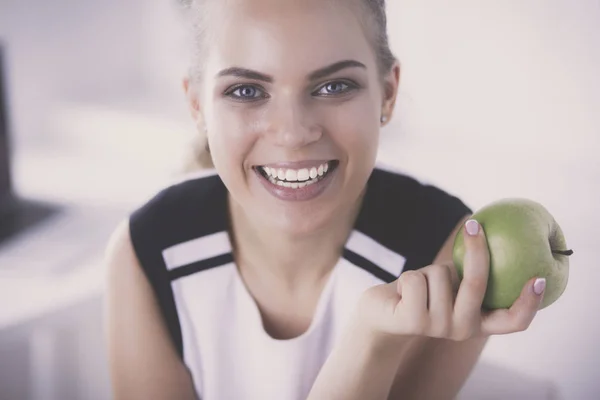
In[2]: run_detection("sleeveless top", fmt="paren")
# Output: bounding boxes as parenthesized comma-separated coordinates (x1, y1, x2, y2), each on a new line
(128, 165, 472, 400)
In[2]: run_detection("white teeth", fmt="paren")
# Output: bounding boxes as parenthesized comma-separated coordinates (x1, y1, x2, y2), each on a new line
(285, 169, 298, 182)
(297, 168, 310, 181)
(268, 175, 321, 189)
(261, 162, 334, 188)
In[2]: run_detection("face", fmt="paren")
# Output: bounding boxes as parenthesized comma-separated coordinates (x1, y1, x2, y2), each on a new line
(187, 0, 399, 236)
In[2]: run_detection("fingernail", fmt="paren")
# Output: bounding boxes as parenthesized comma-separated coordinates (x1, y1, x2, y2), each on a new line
(533, 278, 546, 296)
(465, 219, 479, 236)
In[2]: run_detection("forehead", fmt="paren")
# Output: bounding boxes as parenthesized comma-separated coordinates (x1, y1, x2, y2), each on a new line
(202, 0, 377, 80)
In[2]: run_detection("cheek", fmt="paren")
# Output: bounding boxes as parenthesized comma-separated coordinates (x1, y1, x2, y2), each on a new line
(326, 99, 380, 156)
(334, 118, 378, 149)
(207, 106, 263, 170)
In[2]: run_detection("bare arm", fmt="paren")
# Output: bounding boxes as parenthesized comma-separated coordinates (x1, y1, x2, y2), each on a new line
(387, 214, 488, 400)
(308, 215, 488, 400)
(306, 318, 415, 400)
(104, 220, 198, 400)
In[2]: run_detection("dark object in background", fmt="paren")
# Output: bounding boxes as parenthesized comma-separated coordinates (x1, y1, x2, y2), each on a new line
(0, 42, 12, 199)
(0, 41, 58, 247)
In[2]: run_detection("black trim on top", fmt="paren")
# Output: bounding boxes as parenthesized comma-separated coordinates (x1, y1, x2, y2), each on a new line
(169, 253, 235, 281)
(342, 248, 396, 283)
(129, 218, 185, 359)
(128, 173, 231, 360)
(354, 168, 473, 272)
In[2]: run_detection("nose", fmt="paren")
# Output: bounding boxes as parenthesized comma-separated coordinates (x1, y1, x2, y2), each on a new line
(265, 98, 322, 149)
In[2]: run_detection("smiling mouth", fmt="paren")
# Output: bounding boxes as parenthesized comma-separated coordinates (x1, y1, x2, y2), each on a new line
(254, 160, 339, 189)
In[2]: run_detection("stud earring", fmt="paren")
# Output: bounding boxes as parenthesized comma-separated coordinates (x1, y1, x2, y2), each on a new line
(380, 115, 388, 124)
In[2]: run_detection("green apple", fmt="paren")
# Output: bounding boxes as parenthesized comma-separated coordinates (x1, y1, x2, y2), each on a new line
(452, 198, 573, 310)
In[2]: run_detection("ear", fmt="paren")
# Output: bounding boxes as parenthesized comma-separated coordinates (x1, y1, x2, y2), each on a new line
(183, 76, 204, 124)
(380, 60, 401, 126)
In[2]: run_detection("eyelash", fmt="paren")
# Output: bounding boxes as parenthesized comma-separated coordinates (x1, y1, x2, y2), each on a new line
(223, 80, 359, 102)
(224, 84, 269, 101)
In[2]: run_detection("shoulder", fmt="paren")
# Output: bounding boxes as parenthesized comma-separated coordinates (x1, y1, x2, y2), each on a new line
(365, 163, 471, 212)
(104, 219, 138, 280)
(107, 170, 229, 361)
(103, 219, 157, 306)
(356, 163, 473, 270)
(103, 220, 198, 399)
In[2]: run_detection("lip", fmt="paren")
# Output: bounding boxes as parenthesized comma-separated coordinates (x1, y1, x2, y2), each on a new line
(254, 161, 339, 202)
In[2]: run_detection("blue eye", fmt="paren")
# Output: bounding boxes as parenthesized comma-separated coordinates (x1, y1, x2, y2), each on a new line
(226, 85, 267, 100)
(315, 81, 355, 96)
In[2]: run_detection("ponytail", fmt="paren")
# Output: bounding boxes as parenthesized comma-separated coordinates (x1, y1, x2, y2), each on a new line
(181, 132, 214, 173)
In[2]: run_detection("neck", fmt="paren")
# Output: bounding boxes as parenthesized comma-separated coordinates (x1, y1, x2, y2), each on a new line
(228, 194, 363, 290)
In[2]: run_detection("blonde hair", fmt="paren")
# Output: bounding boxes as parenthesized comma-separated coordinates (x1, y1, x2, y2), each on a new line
(182, 131, 215, 172)
(177, 0, 396, 172)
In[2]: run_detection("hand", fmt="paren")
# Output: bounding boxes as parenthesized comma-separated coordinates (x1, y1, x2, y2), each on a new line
(356, 219, 546, 343)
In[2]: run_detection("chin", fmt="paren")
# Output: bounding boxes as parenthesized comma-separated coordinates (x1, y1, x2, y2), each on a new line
(265, 204, 338, 238)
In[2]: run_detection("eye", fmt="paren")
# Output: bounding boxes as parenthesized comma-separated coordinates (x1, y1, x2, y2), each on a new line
(314, 81, 356, 96)
(225, 84, 267, 101)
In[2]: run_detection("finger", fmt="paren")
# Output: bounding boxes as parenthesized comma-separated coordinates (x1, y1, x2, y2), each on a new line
(453, 219, 491, 328)
(480, 277, 545, 335)
(374, 280, 403, 310)
(447, 263, 461, 298)
(420, 264, 454, 337)
(396, 271, 428, 325)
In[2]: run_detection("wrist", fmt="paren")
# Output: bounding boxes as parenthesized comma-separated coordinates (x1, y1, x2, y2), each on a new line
(345, 313, 415, 364)
(308, 315, 418, 400)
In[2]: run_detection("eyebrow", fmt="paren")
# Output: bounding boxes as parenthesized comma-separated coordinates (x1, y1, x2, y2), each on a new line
(216, 67, 273, 83)
(308, 60, 367, 81)
(215, 60, 367, 83)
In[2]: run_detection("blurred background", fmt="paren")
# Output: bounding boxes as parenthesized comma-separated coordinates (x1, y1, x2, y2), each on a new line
(0, 1, 598, 399)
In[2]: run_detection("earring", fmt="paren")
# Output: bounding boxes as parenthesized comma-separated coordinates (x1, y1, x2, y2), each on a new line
(380, 115, 388, 124)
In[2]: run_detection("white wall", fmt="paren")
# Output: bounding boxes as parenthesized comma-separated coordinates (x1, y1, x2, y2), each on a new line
(381, 2, 600, 399)
(385, 0, 600, 164)
(0, 0, 148, 145)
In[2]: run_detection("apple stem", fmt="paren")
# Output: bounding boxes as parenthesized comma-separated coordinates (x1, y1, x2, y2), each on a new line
(552, 249, 574, 256)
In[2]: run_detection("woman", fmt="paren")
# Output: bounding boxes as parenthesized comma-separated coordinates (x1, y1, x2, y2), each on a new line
(104, 0, 546, 399)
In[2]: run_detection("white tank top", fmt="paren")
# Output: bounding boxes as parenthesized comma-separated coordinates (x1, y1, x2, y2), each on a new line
(129, 166, 471, 400)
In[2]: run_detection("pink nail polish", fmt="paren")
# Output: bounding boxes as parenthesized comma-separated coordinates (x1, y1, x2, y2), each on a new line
(533, 278, 546, 295)
(465, 219, 479, 236)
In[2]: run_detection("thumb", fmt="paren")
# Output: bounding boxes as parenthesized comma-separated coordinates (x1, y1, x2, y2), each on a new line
(481, 277, 545, 335)
(513, 276, 546, 313)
